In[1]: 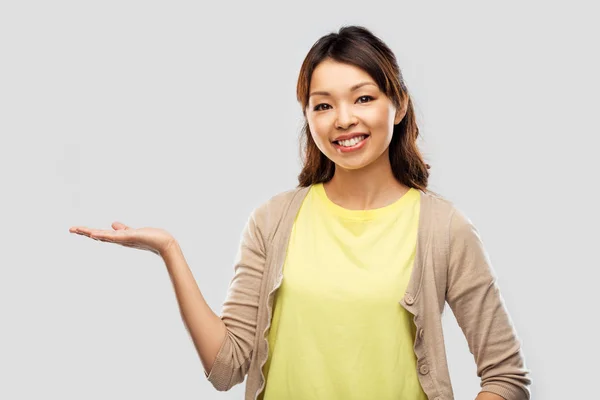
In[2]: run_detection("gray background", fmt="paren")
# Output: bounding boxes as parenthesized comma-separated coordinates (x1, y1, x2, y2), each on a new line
(1, 1, 598, 399)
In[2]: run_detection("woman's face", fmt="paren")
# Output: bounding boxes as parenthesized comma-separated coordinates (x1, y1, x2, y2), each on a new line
(305, 58, 404, 171)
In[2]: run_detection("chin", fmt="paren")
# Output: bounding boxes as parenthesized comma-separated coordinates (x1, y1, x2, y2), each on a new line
(331, 157, 374, 172)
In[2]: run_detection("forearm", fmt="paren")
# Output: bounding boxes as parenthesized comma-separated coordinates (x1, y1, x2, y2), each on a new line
(161, 241, 227, 375)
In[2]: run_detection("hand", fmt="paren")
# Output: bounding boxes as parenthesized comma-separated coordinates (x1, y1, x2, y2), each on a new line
(69, 222, 177, 257)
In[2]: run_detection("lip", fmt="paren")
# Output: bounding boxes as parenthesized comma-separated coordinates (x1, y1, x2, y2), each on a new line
(332, 135, 369, 153)
(331, 132, 369, 142)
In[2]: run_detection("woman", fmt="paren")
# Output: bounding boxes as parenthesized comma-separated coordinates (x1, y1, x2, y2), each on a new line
(70, 26, 531, 400)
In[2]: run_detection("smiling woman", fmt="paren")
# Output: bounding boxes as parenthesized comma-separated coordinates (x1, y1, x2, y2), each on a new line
(70, 25, 531, 400)
(296, 28, 431, 206)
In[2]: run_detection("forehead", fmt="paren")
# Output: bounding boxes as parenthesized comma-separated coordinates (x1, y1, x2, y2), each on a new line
(310, 59, 375, 91)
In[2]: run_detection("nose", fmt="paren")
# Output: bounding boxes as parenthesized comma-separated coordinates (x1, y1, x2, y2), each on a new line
(335, 104, 358, 130)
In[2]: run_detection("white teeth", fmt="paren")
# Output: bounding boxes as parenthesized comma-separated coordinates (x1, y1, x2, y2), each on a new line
(337, 135, 366, 147)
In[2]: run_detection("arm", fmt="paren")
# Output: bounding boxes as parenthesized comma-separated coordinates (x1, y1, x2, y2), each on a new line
(162, 209, 267, 391)
(161, 241, 227, 380)
(446, 208, 531, 400)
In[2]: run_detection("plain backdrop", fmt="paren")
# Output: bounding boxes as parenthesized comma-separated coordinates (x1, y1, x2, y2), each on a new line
(1, 1, 598, 399)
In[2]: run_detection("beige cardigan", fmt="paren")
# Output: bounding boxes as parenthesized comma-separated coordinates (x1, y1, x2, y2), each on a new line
(204, 186, 531, 400)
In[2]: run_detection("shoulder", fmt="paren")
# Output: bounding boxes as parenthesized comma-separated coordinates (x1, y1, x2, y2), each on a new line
(421, 189, 475, 235)
(419, 190, 487, 273)
(248, 186, 311, 241)
(254, 186, 309, 217)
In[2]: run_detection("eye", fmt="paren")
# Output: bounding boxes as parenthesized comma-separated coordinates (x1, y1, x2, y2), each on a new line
(357, 95, 374, 103)
(313, 103, 331, 112)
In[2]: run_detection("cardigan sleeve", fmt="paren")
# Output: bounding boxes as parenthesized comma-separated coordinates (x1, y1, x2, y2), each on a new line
(204, 207, 267, 391)
(446, 208, 531, 400)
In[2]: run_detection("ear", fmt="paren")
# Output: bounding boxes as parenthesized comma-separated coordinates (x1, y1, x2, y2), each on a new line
(394, 100, 408, 125)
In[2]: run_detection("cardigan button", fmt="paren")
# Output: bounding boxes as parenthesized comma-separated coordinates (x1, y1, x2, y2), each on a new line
(419, 364, 429, 375)
(404, 294, 414, 305)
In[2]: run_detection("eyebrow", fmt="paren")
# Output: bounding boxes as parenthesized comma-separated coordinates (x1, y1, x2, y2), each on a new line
(308, 81, 378, 98)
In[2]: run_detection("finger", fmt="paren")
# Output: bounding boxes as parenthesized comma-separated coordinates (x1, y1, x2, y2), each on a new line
(70, 226, 92, 234)
(90, 229, 123, 240)
(70, 227, 125, 245)
(73, 226, 107, 238)
(112, 222, 131, 231)
(71, 227, 96, 238)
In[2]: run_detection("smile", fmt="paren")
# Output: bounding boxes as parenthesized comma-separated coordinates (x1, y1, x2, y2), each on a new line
(332, 135, 369, 153)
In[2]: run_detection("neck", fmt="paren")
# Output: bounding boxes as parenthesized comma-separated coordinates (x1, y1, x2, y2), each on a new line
(323, 150, 410, 210)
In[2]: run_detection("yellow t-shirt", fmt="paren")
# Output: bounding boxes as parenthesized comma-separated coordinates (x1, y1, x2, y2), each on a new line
(260, 183, 427, 400)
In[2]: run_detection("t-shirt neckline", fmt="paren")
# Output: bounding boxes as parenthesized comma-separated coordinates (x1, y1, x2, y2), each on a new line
(312, 182, 417, 221)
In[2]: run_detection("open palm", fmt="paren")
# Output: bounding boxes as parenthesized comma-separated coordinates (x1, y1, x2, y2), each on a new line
(69, 222, 176, 256)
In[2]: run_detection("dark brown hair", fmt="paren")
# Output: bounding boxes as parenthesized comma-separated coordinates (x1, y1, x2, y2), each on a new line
(296, 25, 431, 191)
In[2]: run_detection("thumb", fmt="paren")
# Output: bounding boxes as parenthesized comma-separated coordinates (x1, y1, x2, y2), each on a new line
(112, 222, 131, 231)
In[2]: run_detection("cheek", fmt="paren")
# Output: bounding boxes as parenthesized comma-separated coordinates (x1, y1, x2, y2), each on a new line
(365, 107, 392, 129)
(308, 118, 330, 145)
